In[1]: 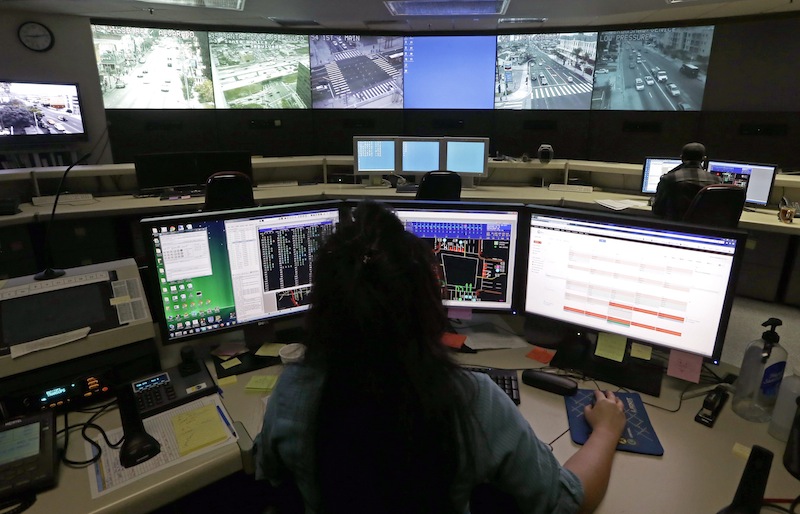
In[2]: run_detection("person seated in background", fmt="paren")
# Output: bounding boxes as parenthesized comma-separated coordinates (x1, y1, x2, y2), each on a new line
(254, 200, 627, 514)
(652, 142, 722, 220)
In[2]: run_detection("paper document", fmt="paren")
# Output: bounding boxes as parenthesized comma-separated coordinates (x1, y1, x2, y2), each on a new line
(595, 199, 650, 211)
(86, 394, 237, 498)
(461, 323, 529, 350)
(10, 327, 91, 358)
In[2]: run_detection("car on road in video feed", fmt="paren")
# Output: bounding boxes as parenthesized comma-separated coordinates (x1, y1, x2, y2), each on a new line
(635, 78, 644, 91)
(645, 76, 655, 86)
(676, 102, 692, 111)
(667, 83, 680, 96)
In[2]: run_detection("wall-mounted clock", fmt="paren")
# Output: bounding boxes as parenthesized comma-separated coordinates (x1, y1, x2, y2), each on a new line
(18, 22, 54, 52)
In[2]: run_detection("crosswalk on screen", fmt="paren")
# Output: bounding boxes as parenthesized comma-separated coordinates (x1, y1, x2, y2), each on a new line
(394, 206, 519, 312)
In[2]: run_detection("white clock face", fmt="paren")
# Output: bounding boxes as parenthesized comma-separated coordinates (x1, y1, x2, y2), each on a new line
(19, 22, 54, 52)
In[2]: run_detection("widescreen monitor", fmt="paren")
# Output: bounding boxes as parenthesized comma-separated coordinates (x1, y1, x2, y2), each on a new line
(592, 25, 715, 111)
(495, 32, 598, 111)
(444, 137, 490, 188)
(390, 201, 522, 314)
(707, 160, 778, 207)
(402, 35, 496, 109)
(523, 205, 746, 394)
(400, 137, 442, 173)
(641, 156, 682, 194)
(353, 136, 398, 175)
(0, 80, 88, 147)
(140, 201, 342, 345)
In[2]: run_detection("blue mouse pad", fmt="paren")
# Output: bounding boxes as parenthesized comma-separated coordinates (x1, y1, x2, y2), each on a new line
(565, 389, 664, 456)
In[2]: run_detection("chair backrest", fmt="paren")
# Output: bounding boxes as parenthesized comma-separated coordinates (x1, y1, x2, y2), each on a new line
(682, 183, 746, 228)
(203, 171, 255, 211)
(415, 171, 462, 201)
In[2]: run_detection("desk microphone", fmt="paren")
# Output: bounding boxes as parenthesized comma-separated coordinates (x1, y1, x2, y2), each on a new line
(34, 152, 92, 281)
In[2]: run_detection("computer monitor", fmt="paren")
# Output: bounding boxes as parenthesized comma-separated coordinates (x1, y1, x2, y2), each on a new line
(400, 137, 442, 173)
(706, 160, 778, 207)
(140, 200, 342, 349)
(443, 137, 490, 188)
(353, 136, 398, 186)
(523, 205, 746, 396)
(641, 157, 682, 194)
(389, 201, 522, 314)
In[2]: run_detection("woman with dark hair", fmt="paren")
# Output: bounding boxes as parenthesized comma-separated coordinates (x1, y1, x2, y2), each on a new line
(255, 200, 626, 514)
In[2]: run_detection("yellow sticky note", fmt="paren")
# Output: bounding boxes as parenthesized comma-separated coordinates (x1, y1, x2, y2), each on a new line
(732, 442, 751, 460)
(217, 375, 238, 387)
(170, 404, 228, 456)
(109, 295, 131, 305)
(594, 333, 626, 363)
(245, 375, 279, 392)
(220, 357, 242, 370)
(256, 343, 284, 357)
(630, 342, 653, 361)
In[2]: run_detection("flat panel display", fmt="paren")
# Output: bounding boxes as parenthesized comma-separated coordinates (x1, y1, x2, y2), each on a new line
(353, 136, 398, 174)
(444, 137, 489, 176)
(208, 32, 310, 109)
(141, 202, 341, 344)
(400, 137, 442, 173)
(0, 81, 88, 147)
(592, 26, 715, 111)
(707, 160, 778, 206)
(523, 206, 745, 362)
(403, 35, 496, 109)
(641, 156, 682, 194)
(495, 33, 597, 111)
(310, 35, 404, 109)
(392, 202, 521, 312)
(92, 24, 213, 109)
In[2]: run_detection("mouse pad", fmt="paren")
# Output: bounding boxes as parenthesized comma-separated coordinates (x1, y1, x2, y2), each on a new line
(565, 389, 664, 456)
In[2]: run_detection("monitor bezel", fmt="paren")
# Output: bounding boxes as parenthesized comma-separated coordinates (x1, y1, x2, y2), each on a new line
(352, 135, 399, 175)
(140, 199, 345, 346)
(640, 156, 682, 195)
(520, 204, 747, 364)
(706, 159, 778, 207)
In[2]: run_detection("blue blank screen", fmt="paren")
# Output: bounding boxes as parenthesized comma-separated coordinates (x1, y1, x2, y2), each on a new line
(403, 36, 496, 109)
(402, 140, 440, 172)
(446, 141, 486, 174)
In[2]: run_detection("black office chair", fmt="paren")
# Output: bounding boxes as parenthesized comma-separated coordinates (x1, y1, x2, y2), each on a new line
(415, 170, 462, 201)
(682, 183, 746, 228)
(203, 171, 256, 211)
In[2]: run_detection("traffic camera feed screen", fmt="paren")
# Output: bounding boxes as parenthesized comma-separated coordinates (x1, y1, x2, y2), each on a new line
(495, 33, 598, 111)
(310, 35, 404, 109)
(592, 26, 715, 111)
(0, 81, 86, 142)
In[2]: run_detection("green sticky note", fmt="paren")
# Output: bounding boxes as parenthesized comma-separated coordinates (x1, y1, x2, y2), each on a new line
(255, 343, 284, 357)
(245, 375, 279, 392)
(630, 342, 653, 361)
(595, 332, 626, 362)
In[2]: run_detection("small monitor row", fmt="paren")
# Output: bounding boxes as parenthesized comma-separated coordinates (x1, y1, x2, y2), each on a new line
(641, 157, 778, 207)
(353, 136, 490, 178)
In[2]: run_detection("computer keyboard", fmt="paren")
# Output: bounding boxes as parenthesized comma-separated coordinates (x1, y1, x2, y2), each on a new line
(31, 193, 95, 205)
(463, 366, 520, 405)
(396, 183, 419, 193)
(548, 183, 593, 193)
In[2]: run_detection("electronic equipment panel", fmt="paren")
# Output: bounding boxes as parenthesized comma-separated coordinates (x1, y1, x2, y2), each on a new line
(0, 411, 57, 502)
(706, 160, 778, 207)
(641, 156, 682, 194)
(391, 201, 522, 313)
(523, 205, 746, 363)
(141, 201, 342, 344)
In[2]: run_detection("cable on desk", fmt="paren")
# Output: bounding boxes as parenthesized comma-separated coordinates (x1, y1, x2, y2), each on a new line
(546, 428, 571, 451)
(59, 402, 124, 468)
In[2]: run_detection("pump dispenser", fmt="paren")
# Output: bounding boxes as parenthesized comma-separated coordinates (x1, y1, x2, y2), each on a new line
(731, 318, 787, 422)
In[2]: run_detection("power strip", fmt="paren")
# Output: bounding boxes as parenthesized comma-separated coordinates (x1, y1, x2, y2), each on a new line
(548, 183, 593, 193)
(32, 193, 95, 206)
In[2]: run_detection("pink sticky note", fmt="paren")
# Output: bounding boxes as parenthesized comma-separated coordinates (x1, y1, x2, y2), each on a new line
(667, 349, 703, 383)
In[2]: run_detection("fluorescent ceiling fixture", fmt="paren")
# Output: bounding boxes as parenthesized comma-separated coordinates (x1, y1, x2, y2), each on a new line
(135, 0, 246, 10)
(498, 17, 547, 23)
(385, 0, 510, 16)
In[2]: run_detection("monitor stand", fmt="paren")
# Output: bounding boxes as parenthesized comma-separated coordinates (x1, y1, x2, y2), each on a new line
(461, 175, 478, 189)
(549, 332, 664, 397)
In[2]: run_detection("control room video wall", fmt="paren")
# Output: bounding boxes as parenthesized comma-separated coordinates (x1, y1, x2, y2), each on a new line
(91, 24, 715, 113)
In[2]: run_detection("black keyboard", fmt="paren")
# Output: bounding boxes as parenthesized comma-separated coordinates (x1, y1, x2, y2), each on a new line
(463, 367, 520, 405)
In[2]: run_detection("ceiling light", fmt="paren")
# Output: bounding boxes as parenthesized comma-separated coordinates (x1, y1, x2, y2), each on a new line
(134, 0, 246, 10)
(385, 0, 510, 16)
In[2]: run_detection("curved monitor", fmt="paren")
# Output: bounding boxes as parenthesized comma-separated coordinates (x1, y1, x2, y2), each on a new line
(706, 160, 777, 207)
(0, 80, 88, 148)
(140, 200, 342, 345)
(522, 205, 746, 394)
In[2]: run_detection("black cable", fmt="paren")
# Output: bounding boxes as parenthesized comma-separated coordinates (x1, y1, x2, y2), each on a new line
(0, 495, 35, 514)
(59, 402, 124, 468)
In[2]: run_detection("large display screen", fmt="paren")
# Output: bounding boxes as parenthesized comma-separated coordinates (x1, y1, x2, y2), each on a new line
(592, 26, 715, 111)
(0, 81, 87, 146)
(310, 34, 403, 109)
(208, 32, 311, 109)
(495, 33, 597, 110)
(707, 160, 778, 207)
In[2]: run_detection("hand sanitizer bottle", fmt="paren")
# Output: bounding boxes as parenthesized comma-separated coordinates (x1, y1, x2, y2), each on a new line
(732, 318, 786, 422)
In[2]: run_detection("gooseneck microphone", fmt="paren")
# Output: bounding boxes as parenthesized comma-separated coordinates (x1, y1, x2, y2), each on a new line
(34, 152, 92, 281)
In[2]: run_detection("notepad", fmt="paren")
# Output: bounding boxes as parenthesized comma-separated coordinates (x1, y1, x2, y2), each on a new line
(170, 404, 228, 456)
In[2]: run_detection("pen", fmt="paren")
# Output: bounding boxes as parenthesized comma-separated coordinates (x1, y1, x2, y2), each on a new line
(216, 404, 237, 438)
